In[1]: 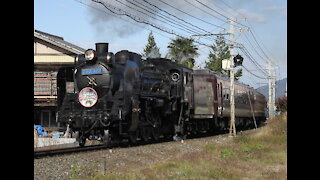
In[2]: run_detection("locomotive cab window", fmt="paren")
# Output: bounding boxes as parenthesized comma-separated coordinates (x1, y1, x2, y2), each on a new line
(184, 72, 188, 85)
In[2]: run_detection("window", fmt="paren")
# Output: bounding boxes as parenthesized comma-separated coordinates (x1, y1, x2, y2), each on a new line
(184, 73, 188, 84)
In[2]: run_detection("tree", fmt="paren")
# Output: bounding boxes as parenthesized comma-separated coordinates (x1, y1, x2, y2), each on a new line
(142, 31, 161, 58)
(167, 37, 199, 69)
(276, 96, 287, 112)
(204, 35, 242, 80)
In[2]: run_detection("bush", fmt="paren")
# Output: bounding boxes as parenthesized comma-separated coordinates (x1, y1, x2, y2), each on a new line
(277, 96, 287, 112)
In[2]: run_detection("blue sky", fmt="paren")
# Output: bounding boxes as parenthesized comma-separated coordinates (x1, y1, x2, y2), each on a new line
(34, 0, 287, 88)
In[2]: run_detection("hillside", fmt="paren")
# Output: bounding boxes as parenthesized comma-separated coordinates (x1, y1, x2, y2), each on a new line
(256, 77, 287, 100)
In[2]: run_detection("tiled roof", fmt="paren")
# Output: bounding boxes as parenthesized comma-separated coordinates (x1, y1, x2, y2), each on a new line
(34, 29, 86, 54)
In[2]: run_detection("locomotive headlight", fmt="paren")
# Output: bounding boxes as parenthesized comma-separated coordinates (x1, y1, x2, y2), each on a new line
(84, 49, 95, 61)
(78, 87, 98, 108)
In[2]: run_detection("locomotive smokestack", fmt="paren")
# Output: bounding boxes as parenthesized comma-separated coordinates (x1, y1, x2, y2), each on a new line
(96, 43, 109, 55)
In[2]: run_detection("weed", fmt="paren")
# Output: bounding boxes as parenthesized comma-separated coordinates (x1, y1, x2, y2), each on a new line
(70, 164, 81, 179)
(204, 144, 215, 152)
(220, 148, 234, 158)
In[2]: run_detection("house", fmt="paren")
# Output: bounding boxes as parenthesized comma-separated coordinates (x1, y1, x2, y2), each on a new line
(34, 29, 85, 128)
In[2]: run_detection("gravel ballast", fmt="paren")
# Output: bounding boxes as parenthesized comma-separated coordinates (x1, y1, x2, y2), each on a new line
(34, 133, 236, 179)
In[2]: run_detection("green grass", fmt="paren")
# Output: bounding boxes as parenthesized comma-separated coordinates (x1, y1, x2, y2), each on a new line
(85, 113, 287, 180)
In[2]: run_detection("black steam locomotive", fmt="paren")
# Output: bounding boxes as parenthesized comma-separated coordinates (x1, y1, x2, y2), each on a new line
(57, 43, 266, 146)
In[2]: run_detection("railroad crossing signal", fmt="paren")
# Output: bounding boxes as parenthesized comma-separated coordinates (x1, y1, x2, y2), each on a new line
(233, 54, 243, 67)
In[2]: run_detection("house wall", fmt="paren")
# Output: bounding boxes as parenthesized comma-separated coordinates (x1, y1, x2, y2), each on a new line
(34, 36, 80, 128)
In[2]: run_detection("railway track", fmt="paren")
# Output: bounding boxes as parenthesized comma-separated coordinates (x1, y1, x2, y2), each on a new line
(34, 144, 107, 158)
(34, 125, 265, 159)
(34, 137, 168, 159)
(34, 134, 188, 159)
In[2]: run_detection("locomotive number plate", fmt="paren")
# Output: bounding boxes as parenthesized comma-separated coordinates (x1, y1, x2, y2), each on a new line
(82, 68, 102, 75)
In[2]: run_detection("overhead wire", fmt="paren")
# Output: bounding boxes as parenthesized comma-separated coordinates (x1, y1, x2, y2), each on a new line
(73, 0, 173, 40)
(94, 0, 240, 48)
(74, 0, 213, 63)
(210, 0, 277, 80)
(111, 0, 192, 36)
(137, 0, 218, 36)
(121, 0, 216, 36)
(217, 0, 276, 64)
(239, 45, 268, 76)
(193, 0, 249, 28)
(242, 33, 269, 64)
(76, 0, 273, 79)
(183, 0, 233, 28)
(242, 65, 268, 79)
(158, 0, 226, 31)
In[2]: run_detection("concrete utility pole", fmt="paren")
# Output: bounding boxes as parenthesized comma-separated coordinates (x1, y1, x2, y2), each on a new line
(268, 60, 276, 119)
(227, 18, 248, 137)
(285, 81, 287, 97)
(228, 18, 236, 137)
(272, 69, 276, 114)
(193, 18, 248, 137)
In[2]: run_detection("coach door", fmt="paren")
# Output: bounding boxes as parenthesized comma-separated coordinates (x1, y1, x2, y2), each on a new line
(217, 82, 223, 117)
(209, 77, 218, 117)
(193, 74, 217, 118)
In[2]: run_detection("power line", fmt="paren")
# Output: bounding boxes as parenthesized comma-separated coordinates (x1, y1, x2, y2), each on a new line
(112, 0, 193, 36)
(248, 30, 272, 62)
(216, 0, 277, 65)
(242, 65, 268, 79)
(76, 0, 272, 76)
(122, 0, 212, 36)
(158, 0, 226, 31)
(240, 46, 267, 75)
(91, 0, 215, 48)
(138, 0, 221, 36)
(216, 0, 244, 19)
(92, 0, 179, 36)
(183, 0, 232, 27)
(119, 0, 240, 46)
(193, 0, 249, 28)
(73, 0, 173, 40)
(238, 45, 268, 76)
(242, 33, 268, 64)
(74, 0, 214, 63)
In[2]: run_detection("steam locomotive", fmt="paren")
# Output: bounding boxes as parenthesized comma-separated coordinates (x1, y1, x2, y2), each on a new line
(57, 43, 266, 146)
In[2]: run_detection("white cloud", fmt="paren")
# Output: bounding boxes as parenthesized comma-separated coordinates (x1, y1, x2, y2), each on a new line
(263, 5, 286, 12)
(263, 5, 287, 20)
(236, 9, 267, 23)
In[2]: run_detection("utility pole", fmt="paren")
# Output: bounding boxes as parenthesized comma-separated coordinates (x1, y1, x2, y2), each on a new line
(227, 18, 248, 137)
(268, 60, 276, 119)
(228, 18, 236, 137)
(285, 81, 287, 97)
(272, 68, 276, 114)
(193, 18, 248, 137)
